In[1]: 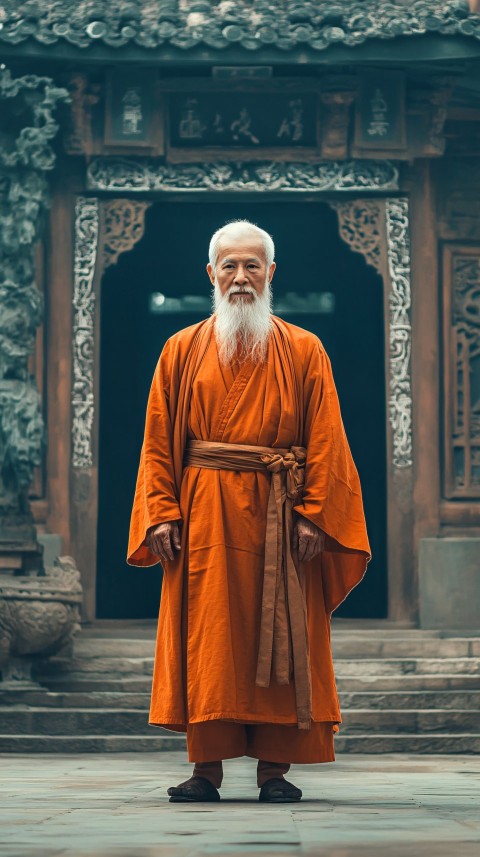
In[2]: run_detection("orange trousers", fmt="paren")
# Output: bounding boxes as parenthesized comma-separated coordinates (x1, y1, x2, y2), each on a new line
(187, 720, 336, 787)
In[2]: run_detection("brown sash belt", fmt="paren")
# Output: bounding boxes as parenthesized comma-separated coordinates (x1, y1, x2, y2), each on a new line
(183, 439, 312, 730)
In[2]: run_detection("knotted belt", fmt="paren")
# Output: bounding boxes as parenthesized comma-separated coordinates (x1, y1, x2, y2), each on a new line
(183, 439, 312, 730)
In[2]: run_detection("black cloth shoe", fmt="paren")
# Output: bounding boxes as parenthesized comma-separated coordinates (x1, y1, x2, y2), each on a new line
(258, 777, 302, 803)
(167, 775, 221, 803)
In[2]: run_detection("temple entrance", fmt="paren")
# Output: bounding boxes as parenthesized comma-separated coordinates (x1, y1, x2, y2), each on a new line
(96, 200, 387, 619)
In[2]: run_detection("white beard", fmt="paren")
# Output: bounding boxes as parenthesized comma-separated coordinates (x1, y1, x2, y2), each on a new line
(211, 277, 273, 367)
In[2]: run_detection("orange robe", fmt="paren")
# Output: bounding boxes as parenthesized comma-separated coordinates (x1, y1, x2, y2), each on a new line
(127, 314, 371, 746)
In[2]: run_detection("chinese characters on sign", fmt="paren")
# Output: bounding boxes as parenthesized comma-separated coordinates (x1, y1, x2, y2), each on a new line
(105, 69, 159, 149)
(170, 93, 317, 149)
(367, 88, 389, 137)
(354, 71, 406, 152)
(121, 88, 144, 136)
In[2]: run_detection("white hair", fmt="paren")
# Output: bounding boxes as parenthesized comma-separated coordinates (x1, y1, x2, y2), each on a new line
(208, 219, 275, 270)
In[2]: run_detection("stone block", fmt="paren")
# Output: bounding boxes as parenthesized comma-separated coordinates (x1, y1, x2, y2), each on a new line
(419, 538, 480, 630)
(38, 533, 63, 568)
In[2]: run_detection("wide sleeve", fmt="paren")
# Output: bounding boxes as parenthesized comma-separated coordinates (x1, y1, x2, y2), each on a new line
(292, 338, 371, 614)
(126, 338, 182, 567)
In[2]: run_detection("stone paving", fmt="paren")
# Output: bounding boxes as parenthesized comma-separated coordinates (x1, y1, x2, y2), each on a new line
(0, 751, 479, 857)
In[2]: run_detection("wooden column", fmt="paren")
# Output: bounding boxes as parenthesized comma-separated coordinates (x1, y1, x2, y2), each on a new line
(403, 161, 441, 619)
(45, 160, 76, 552)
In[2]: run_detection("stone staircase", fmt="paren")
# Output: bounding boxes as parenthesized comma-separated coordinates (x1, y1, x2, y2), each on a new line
(0, 620, 479, 753)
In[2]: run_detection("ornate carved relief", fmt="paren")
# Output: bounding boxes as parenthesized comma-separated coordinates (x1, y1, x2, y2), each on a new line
(329, 201, 384, 273)
(87, 158, 399, 194)
(72, 197, 99, 470)
(443, 247, 480, 497)
(101, 200, 152, 270)
(0, 70, 83, 681)
(0, 69, 68, 548)
(71, 198, 150, 469)
(330, 196, 413, 467)
(385, 198, 413, 468)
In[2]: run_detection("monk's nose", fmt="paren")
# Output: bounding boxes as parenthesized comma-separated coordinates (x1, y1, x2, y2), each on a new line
(234, 267, 248, 284)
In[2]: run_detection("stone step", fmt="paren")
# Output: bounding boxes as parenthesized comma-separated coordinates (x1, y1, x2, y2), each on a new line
(2, 688, 480, 711)
(0, 708, 156, 735)
(336, 658, 480, 676)
(338, 674, 480, 690)
(35, 655, 480, 678)
(0, 732, 479, 754)
(0, 734, 185, 753)
(72, 636, 480, 660)
(332, 639, 480, 658)
(35, 672, 480, 693)
(339, 709, 480, 733)
(1, 706, 478, 736)
(339, 690, 480, 709)
(335, 734, 480, 753)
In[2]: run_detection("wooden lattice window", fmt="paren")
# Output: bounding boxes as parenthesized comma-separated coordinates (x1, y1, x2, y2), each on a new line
(443, 245, 480, 499)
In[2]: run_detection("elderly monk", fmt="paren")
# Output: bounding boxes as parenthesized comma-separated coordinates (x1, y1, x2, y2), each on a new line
(127, 219, 371, 804)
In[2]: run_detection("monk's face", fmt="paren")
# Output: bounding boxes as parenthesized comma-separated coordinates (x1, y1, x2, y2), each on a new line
(207, 238, 276, 303)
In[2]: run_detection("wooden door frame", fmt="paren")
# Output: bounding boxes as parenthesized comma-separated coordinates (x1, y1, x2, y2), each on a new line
(69, 158, 414, 623)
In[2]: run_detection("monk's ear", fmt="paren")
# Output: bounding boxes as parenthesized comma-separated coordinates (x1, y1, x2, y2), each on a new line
(268, 261, 276, 283)
(206, 263, 215, 285)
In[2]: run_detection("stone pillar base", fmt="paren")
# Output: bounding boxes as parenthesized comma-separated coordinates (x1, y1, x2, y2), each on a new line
(0, 556, 82, 686)
(419, 537, 480, 630)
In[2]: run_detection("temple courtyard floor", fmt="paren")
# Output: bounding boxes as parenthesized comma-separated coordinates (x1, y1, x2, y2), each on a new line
(0, 752, 479, 857)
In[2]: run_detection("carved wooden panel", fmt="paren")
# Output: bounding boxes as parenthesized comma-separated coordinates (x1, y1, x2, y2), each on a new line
(101, 200, 152, 271)
(329, 200, 384, 273)
(443, 245, 480, 498)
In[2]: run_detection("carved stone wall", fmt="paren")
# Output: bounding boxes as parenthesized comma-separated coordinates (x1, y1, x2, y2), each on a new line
(0, 70, 69, 552)
(0, 70, 84, 685)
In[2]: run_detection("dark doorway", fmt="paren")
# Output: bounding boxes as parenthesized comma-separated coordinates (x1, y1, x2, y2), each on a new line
(97, 201, 387, 619)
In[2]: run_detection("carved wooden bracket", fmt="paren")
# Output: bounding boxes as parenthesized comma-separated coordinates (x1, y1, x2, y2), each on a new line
(100, 200, 152, 271)
(328, 200, 385, 273)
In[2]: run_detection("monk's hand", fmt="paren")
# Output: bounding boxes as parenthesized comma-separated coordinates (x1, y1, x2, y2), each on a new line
(292, 516, 326, 563)
(146, 521, 181, 562)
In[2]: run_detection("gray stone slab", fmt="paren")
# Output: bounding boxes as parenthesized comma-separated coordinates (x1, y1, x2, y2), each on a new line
(419, 537, 480, 630)
(37, 533, 63, 568)
(0, 752, 479, 856)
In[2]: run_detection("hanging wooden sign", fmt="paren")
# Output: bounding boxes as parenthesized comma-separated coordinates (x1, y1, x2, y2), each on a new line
(353, 70, 407, 156)
(161, 79, 322, 162)
(104, 68, 164, 152)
